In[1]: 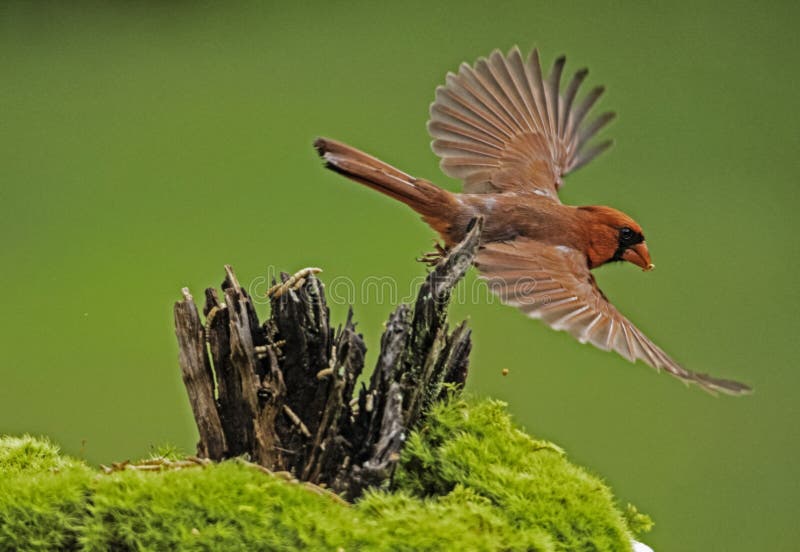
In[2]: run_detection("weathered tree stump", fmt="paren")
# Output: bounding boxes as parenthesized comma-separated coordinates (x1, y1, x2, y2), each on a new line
(173, 222, 481, 499)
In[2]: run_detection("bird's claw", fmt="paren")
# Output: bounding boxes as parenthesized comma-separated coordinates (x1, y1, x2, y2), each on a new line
(417, 241, 449, 267)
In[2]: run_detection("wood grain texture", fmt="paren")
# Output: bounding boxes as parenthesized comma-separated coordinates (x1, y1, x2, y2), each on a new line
(173, 221, 482, 499)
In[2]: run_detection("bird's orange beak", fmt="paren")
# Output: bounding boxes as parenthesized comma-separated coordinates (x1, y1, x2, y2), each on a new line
(623, 242, 655, 271)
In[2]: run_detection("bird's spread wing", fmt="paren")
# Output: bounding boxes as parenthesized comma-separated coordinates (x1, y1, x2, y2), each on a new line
(428, 47, 615, 201)
(475, 239, 752, 395)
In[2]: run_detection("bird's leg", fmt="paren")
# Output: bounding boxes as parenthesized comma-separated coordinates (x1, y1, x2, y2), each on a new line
(417, 241, 449, 267)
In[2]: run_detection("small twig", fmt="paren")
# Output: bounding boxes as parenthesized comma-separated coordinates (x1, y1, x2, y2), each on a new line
(100, 456, 212, 474)
(282, 405, 311, 438)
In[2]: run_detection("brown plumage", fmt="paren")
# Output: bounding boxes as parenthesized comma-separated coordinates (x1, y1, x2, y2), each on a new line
(314, 47, 751, 396)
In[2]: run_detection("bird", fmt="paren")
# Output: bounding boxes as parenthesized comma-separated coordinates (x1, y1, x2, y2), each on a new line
(313, 47, 751, 396)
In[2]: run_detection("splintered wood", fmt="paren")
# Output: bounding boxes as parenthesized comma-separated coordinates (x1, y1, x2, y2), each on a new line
(173, 222, 481, 500)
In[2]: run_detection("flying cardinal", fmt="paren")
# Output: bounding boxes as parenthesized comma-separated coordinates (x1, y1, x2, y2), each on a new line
(314, 47, 751, 395)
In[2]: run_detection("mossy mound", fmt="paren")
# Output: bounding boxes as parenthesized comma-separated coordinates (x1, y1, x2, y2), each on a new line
(0, 397, 651, 551)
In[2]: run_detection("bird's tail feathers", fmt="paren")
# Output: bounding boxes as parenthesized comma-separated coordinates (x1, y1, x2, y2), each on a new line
(313, 137, 451, 216)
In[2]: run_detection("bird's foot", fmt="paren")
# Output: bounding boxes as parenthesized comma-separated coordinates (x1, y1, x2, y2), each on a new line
(417, 241, 449, 267)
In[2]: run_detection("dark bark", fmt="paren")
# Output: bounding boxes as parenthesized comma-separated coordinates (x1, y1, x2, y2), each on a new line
(174, 289, 226, 459)
(173, 220, 482, 499)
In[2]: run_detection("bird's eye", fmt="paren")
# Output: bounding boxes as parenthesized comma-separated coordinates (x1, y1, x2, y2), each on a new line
(619, 226, 640, 246)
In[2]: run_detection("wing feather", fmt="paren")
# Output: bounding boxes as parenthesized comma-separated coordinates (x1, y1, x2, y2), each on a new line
(546, 55, 566, 139)
(475, 239, 752, 395)
(506, 48, 546, 135)
(560, 68, 588, 138)
(429, 47, 615, 198)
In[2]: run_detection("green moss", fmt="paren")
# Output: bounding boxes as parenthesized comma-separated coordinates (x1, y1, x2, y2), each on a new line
(623, 503, 655, 537)
(354, 487, 553, 551)
(0, 436, 93, 551)
(0, 398, 650, 551)
(80, 462, 349, 551)
(0, 435, 82, 476)
(395, 397, 650, 550)
(147, 443, 185, 462)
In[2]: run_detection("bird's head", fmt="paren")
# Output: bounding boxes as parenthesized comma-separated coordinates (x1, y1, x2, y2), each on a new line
(579, 205, 654, 271)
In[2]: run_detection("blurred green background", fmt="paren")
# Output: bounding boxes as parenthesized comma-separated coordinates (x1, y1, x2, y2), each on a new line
(2, 1, 797, 550)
